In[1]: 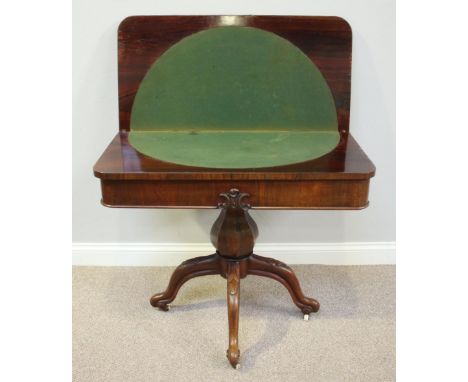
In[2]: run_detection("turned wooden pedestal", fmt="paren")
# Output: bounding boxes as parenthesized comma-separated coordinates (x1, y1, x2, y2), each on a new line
(150, 189, 320, 368)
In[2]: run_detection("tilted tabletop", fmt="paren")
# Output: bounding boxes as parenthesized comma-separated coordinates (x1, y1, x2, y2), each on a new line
(94, 15, 375, 209)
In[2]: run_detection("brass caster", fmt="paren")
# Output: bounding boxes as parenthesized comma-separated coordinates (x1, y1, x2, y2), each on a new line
(226, 349, 240, 369)
(152, 302, 170, 311)
(303, 314, 309, 321)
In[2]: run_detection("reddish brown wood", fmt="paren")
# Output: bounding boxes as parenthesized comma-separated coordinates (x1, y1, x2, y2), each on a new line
(210, 189, 258, 257)
(94, 132, 374, 180)
(226, 261, 241, 368)
(150, 190, 319, 368)
(94, 132, 374, 209)
(247, 254, 320, 314)
(94, 16, 375, 369)
(99, 178, 370, 209)
(94, 15, 374, 210)
(97, 16, 372, 209)
(149, 254, 220, 310)
(118, 16, 352, 134)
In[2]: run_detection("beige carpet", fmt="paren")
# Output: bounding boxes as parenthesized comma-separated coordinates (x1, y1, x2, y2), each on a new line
(73, 264, 395, 382)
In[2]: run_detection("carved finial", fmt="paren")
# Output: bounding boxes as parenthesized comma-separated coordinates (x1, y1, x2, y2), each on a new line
(218, 189, 250, 209)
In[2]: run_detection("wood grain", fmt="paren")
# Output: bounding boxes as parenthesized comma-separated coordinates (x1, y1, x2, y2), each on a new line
(94, 16, 374, 209)
(94, 133, 374, 180)
(118, 16, 352, 134)
(150, 193, 319, 368)
(96, 15, 376, 369)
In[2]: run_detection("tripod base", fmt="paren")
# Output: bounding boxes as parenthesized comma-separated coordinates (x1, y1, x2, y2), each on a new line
(150, 190, 320, 368)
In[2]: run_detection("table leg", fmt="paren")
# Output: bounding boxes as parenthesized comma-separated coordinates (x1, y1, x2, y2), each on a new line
(226, 261, 241, 369)
(149, 189, 320, 368)
(247, 254, 320, 316)
(150, 254, 220, 310)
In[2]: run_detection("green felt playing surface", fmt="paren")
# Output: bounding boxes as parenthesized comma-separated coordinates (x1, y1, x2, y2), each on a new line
(129, 26, 339, 168)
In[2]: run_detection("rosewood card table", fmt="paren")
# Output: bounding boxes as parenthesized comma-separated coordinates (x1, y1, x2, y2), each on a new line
(94, 15, 375, 369)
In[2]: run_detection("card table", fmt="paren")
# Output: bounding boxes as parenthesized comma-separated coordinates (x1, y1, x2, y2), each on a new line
(94, 15, 375, 368)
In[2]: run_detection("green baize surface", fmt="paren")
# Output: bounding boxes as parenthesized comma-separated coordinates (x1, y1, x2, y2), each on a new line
(129, 26, 339, 169)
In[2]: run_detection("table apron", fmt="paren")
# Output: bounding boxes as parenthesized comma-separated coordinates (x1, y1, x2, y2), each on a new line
(99, 179, 370, 209)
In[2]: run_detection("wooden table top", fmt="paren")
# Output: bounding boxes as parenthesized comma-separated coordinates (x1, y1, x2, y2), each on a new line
(94, 131, 374, 181)
(93, 16, 375, 209)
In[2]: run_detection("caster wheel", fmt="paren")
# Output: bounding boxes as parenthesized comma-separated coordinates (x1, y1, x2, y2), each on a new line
(155, 303, 170, 311)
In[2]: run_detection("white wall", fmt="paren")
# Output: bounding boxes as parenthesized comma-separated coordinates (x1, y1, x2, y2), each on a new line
(73, 1, 395, 256)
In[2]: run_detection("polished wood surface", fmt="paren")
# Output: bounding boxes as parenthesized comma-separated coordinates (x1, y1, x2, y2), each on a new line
(94, 15, 375, 209)
(210, 189, 258, 256)
(94, 16, 375, 369)
(99, 178, 370, 209)
(118, 16, 352, 134)
(248, 254, 320, 314)
(95, 132, 373, 209)
(149, 254, 220, 311)
(226, 262, 241, 368)
(94, 132, 374, 180)
(150, 190, 320, 368)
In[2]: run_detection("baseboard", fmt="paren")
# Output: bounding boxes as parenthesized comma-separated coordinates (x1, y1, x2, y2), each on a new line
(72, 242, 395, 266)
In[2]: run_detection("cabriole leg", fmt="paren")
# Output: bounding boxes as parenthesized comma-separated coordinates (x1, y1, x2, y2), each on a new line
(226, 261, 241, 369)
(247, 254, 320, 315)
(150, 254, 220, 310)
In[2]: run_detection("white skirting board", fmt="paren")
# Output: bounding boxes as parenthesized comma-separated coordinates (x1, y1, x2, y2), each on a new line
(72, 242, 395, 266)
